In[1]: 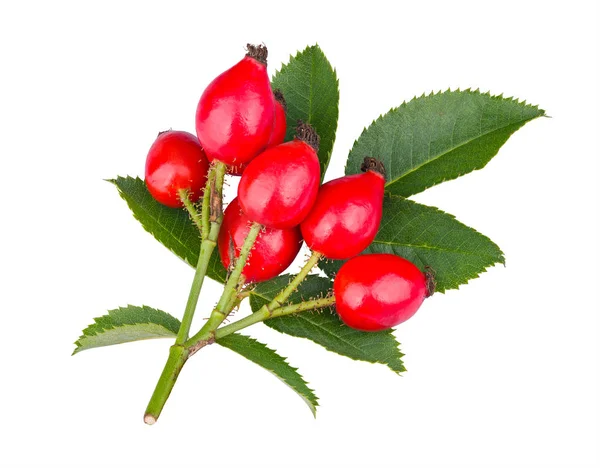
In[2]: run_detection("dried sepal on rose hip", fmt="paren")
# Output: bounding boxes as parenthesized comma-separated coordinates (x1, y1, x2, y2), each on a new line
(238, 121, 321, 229)
(195, 44, 275, 166)
(301, 157, 385, 259)
(218, 198, 303, 283)
(144, 130, 210, 208)
(228, 89, 288, 177)
(333, 253, 434, 331)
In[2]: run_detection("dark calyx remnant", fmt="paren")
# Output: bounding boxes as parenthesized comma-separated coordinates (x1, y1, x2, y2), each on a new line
(246, 44, 268, 65)
(273, 89, 287, 111)
(295, 120, 320, 152)
(424, 266, 436, 297)
(361, 157, 387, 179)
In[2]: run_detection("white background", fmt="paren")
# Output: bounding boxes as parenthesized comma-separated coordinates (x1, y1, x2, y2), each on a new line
(0, 1, 598, 467)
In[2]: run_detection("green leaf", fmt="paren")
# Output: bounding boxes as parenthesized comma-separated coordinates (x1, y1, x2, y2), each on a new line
(321, 195, 505, 293)
(346, 89, 545, 196)
(109, 176, 227, 283)
(250, 276, 405, 374)
(73, 305, 181, 355)
(218, 333, 318, 416)
(272, 44, 339, 179)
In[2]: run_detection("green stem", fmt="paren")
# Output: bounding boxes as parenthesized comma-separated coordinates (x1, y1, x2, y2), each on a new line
(186, 251, 323, 351)
(200, 174, 211, 241)
(268, 251, 322, 310)
(143, 345, 189, 425)
(144, 161, 226, 425)
(185, 223, 261, 350)
(215, 295, 335, 339)
(179, 189, 203, 234)
(174, 165, 226, 345)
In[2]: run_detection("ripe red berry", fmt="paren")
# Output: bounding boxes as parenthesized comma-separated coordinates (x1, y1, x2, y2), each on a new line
(238, 122, 321, 229)
(300, 158, 385, 260)
(145, 130, 209, 208)
(267, 89, 287, 148)
(218, 198, 302, 283)
(334, 254, 432, 331)
(196, 44, 275, 166)
(227, 89, 287, 177)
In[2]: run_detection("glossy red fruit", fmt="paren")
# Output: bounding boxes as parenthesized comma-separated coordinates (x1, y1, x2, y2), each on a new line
(145, 130, 209, 208)
(196, 44, 275, 166)
(300, 158, 385, 259)
(218, 198, 303, 283)
(267, 89, 287, 148)
(227, 89, 287, 177)
(334, 254, 432, 331)
(238, 122, 321, 229)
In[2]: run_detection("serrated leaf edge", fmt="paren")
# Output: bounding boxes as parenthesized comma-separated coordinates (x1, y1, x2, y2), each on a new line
(372, 194, 506, 294)
(108, 176, 199, 268)
(72, 305, 181, 355)
(218, 333, 319, 417)
(345, 88, 546, 188)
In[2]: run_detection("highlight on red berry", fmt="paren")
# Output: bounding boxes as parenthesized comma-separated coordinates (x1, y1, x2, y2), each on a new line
(218, 198, 302, 283)
(301, 157, 385, 259)
(195, 44, 275, 166)
(333, 253, 433, 331)
(144, 130, 210, 208)
(238, 121, 321, 229)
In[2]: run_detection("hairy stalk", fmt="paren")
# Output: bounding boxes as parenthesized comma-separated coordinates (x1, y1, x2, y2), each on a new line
(179, 189, 203, 234)
(144, 161, 226, 425)
(175, 164, 225, 344)
(215, 295, 336, 339)
(186, 223, 261, 353)
(186, 251, 323, 351)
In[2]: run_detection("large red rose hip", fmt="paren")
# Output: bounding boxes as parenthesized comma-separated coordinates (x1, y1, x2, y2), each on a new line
(238, 122, 321, 229)
(144, 130, 209, 208)
(333, 254, 432, 331)
(195, 44, 275, 166)
(300, 158, 385, 259)
(218, 198, 302, 283)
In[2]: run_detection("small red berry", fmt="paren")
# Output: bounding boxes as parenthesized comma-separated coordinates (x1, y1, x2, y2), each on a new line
(227, 89, 287, 177)
(333, 254, 432, 331)
(300, 158, 385, 259)
(218, 198, 303, 283)
(238, 122, 321, 229)
(267, 89, 287, 148)
(145, 130, 209, 208)
(196, 44, 275, 166)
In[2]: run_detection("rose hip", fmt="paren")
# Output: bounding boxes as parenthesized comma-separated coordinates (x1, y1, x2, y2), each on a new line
(196, 44, 275, 166)
(238, 122, 321, 229)
(301, 158, 385, 259)
(334, 253, 432, 331)
(144, 130, 209, 208)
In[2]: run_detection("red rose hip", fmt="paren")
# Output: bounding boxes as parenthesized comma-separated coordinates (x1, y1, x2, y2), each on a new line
(218, 198, 303, 283)
(334, 254, 432, 331)
(300, 158, 385, 259)
(145, 130, 210, 208)
(196, 44, 275, 166)
(238, 122, 321, 229)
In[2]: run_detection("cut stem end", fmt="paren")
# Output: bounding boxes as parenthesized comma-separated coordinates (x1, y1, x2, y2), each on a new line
(144, 414, 157, 425)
